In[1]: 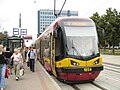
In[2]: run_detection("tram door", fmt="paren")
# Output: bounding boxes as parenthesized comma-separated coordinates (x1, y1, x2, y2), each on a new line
(50, 33, 57, 76)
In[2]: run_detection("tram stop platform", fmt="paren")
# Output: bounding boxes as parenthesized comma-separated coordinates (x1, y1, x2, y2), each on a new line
(5, 61, 62, 90)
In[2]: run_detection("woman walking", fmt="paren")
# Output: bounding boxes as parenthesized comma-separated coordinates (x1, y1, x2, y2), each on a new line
(0, 45, 7, 90)
(11, 48, 23, 81)
(4, 47, 13, 75)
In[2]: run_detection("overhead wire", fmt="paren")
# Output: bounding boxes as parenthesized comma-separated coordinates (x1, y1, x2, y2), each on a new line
(54, 0, 67, 17)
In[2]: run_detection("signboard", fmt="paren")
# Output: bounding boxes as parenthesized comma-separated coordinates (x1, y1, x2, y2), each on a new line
(13, 28, 27, 36)
(21, 29, 27, 35)
(13, 28, 19, 35)
(23, 35, 32, 40)
(63, 20, 94, 27)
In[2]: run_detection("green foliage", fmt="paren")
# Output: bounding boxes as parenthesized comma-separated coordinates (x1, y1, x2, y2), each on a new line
(90, 8, 120, 54)
(0, 33, 4, 40)
(0, 31, 9, 46)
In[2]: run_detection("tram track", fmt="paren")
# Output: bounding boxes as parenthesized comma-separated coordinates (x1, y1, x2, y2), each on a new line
(90, 82, 108, 90)
(104, 65, 120, 70)
(103, 62, 120, 67)
(70, 82, 108, 90)
(51, 69, 109, 90)
(103, 62, 120, 73)
(52, 76, 108, 90)
(71, 85, 81, 90)
(104, 68, 120, 73)
(102, 71, 120, 82)
(50, 72, 110, 90)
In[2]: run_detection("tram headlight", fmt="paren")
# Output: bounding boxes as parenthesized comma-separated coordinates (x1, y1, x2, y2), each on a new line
(93, 59, 99, 65)
(71, 60, 79, 66)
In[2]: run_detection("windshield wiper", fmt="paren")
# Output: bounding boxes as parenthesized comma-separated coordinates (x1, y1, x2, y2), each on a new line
(71, 40, 81, 56)
(72, 46, 81, 56)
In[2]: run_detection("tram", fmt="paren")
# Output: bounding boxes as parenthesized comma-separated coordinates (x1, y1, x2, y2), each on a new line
(35, 17, 103, 83)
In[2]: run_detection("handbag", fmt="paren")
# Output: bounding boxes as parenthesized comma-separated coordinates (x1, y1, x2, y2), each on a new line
(19, 65, 24, 76)
(5, 68, 9, 78)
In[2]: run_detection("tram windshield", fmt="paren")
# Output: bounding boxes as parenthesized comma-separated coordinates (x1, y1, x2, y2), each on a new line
(63, 20, 99, 57)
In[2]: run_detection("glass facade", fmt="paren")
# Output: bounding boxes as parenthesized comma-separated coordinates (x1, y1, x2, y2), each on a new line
(38, 9, 78, 34)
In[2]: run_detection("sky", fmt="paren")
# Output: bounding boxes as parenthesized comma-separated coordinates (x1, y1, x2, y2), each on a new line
(0, 0, 120, 46)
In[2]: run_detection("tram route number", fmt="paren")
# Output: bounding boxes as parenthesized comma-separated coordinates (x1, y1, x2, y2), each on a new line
(84, 67, 92, 72)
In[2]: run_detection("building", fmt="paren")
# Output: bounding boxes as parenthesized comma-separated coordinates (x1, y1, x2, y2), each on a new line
(37, 9, 78, 35)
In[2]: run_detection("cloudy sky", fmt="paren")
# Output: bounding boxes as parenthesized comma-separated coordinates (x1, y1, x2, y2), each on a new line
(0, 0, 119, 46)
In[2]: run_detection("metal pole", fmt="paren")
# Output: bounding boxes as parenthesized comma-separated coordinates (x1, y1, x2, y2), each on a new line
(19, 13, 21, 28)
(54, 0, 57, 18)
(97, 26, 106, 53)
(19, 13, 22, 37)
(54, 0, 56, 15)
(19, 13, 22, 47)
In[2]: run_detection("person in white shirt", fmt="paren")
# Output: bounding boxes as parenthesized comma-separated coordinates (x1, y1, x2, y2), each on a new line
(27, 47, 37, 72)
(11, 48, 23, 81)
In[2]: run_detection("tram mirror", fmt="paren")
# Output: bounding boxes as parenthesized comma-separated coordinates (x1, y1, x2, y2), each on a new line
(53, 30, 58, 38)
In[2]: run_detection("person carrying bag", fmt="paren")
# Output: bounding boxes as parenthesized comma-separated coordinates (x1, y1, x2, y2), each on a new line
(0, 45, 8, 90)
(19, 65, 24, 76)
(4, 47, 13, 75)
(11, 48, 24, 81)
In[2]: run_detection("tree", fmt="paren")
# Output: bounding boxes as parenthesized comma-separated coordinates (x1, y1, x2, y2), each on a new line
(90, 12, 105, 48)
(91, 8, 120, 54)
(0, 31, 9, 46)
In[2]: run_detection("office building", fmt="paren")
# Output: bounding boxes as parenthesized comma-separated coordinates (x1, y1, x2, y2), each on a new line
(38, 9, 78, 34)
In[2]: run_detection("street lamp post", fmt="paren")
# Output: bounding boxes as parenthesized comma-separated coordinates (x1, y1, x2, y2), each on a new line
(19, 13, 22, 47)
(97, 26, 106, 53)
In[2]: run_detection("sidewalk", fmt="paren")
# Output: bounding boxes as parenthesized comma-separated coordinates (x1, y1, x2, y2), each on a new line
(102, 54, 120, 65)
(5, 61, 61, 90)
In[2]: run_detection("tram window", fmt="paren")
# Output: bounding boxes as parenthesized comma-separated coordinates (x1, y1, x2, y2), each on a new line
(53, 30, 57, 38)
(43, 33, 50, 57)
(55, 27, 64, 61)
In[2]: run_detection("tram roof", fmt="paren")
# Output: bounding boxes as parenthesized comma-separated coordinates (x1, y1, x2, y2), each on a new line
(37, 17, 92, 40)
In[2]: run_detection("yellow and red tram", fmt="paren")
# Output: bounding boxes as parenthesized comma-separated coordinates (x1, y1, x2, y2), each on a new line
(35, 17, 103, 83)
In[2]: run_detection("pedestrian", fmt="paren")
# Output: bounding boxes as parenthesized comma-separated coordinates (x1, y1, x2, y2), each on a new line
(24, 47, 29, 63)
(24, 47, 28, 59)
(4, 47, 13, 75)
(21, 47, 26, 63)
(11, 48, 23, 81)
(27, 47, 37, 72)
(26, 47, 30, 67)
(0, 45, 7, 90)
